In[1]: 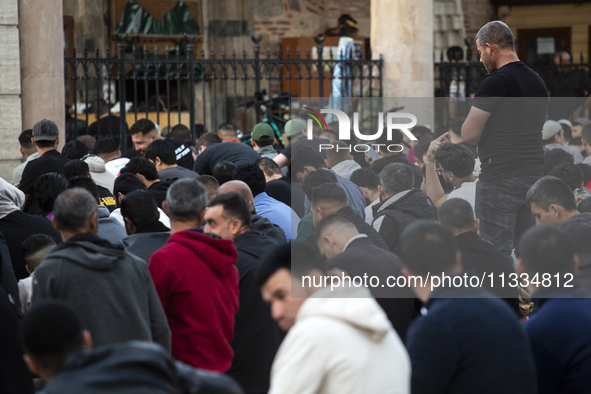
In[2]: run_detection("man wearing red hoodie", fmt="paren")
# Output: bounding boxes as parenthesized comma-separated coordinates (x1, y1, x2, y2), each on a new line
(149, 178, 239, 372)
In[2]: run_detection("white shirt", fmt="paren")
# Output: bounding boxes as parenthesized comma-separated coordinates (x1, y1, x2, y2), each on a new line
(110, 207, 171, 229)
(331, 160, 361, 180)
(105, 157, 130, 177)
(448, 180, 477, 213)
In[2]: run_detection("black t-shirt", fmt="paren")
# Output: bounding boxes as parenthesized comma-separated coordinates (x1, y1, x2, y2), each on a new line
(265, 179, 291, 207)
(193, 143, 261, 175)
(19, 150, 71, 195)
(473, 61, 548, 182)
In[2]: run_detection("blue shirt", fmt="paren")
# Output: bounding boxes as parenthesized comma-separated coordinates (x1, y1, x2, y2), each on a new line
(523, 284, 591, 394)
(304, 170, 366, 219)
(253, 192, 299, 241)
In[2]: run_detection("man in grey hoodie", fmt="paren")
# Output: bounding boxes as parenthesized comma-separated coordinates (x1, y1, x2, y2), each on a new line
(32, 188, 171, 349)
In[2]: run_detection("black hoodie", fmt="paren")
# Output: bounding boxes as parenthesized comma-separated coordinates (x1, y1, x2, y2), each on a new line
(227, 230, 283, 394)
(372, 189, 438, 255)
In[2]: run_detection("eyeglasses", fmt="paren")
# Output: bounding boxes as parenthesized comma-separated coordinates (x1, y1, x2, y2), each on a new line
(436, 167, 443, 176)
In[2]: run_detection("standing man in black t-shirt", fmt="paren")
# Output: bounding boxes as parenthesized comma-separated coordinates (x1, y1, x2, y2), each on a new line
(462, 21, 548, 261)
(19, 120, 71, 206)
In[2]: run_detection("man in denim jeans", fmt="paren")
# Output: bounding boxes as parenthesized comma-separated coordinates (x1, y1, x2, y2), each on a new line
(461, 21, 548, 260)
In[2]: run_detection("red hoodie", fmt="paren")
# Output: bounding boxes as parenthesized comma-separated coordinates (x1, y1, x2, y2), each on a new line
(149, 230, 239, 372)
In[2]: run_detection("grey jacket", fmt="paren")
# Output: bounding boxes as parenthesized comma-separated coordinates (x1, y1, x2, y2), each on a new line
(97, 205, 127, 244)
(121, 232, 171, 263)
(33, 233, 171, 350)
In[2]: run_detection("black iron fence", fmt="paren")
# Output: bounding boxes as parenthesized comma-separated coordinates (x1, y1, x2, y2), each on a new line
(64, 35, 384, 151)
(434, 51, 591, 132)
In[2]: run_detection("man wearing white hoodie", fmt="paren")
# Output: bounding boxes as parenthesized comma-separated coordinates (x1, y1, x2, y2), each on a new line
(256, 242, 411, 394)
(83, 154, 116, 194)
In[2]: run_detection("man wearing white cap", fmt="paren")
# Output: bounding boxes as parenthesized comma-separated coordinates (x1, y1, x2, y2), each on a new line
(542, 120, 583, 164)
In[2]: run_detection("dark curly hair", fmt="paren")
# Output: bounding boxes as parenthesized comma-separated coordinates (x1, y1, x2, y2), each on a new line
(232, 164, 267, 197)
(434, 143, 475, 178)
(549, 163, 583, 191)
(32, 173, 67, 215)
(302, 169, 337, 201)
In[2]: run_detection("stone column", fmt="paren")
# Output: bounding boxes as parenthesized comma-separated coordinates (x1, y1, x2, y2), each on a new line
(371, 0, 434, 126)
(19, 0, 65, 144)
(0, 0, 23, 180)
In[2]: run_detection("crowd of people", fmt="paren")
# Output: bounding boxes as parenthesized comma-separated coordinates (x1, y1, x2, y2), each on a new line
(2, 20, 591, 394)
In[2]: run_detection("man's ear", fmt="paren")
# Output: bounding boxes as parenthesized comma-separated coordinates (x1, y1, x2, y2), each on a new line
(474, 218, 480, 233)
(51, 216, 60, 232)
(55, 136, 60, 147)
(117, 150, 122, 158)
(230, 219, 242, 236)
(324, 159, 330, 168)
(135, 173, 147, 184)
(197, 208, 207, 224)
(88, 212, 99, 234)
(348, 155, 353, 161)
(549, 204, 560, 217)
(302, 166, 315, 175)
(117, 192, 124, 205)
(378, 185, 385, 199)
(82, 329, 93, 350)
(162, 201, 168, 217)
(24, 354, 41, 377)
(123, 217, 136, 236)
(155, 157, 162, 167)
(247, 200, 255, 211)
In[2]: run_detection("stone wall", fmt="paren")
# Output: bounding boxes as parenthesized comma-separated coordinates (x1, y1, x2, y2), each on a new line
(0, 0, 23, 181)
(461, 0, 496, 60)
(63, 0, 110, 57)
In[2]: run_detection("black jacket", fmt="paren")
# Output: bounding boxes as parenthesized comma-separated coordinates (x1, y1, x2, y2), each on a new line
(306, 205, 389, 251)
(372, 189, 438, 255)
(370, 153, 422, 189)
(0, 232, 21, 315)
(148, 180, 173, 209)
(325, 236, 419, 341)
(39, 341, 243, 394)
(250, 213, 287, 243)
(406, 283, 537, 394)
(0, 285, 34, 394)
(0, 211, 61, 280)
(455, 231, 520, 316)
(560, 212, 591, 292)
(228, 231, 283, 394)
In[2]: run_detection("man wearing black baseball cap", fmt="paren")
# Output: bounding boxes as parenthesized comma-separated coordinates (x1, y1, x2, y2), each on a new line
(18, 119, 70, 201)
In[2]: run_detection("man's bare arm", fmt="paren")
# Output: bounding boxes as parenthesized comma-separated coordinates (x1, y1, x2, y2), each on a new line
(461, 106, 491, 145)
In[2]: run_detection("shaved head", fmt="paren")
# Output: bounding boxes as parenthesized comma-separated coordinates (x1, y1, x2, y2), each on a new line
(217, 180, 255, 209)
